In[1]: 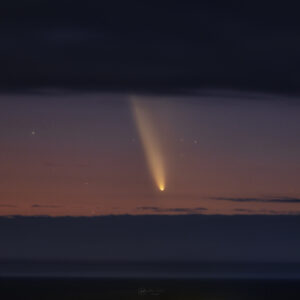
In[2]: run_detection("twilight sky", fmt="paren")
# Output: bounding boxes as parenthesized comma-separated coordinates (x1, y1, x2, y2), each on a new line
(1, 0, 300, 218)
(2, 1, 300, 270)
(1, 92, 300, 216)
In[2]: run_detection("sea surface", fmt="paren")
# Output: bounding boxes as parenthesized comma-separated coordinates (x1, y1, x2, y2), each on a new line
(1, 277, 300, 299)
(1, 261, 300, 299)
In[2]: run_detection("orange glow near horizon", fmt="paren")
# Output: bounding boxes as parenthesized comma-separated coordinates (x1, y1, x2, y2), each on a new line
(2, 93, 300, 216)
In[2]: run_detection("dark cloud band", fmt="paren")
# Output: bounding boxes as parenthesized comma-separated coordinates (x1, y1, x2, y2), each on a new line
(1, 1, 300, 96)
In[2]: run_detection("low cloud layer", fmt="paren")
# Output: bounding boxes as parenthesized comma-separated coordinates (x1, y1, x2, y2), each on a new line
(1, 215, 300, 262)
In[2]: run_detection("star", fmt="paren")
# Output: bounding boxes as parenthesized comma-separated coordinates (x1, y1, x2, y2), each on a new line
(31, 130, 36, 136)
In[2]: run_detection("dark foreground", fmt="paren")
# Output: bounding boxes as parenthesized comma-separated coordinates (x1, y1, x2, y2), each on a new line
(1, 278, 300, 300)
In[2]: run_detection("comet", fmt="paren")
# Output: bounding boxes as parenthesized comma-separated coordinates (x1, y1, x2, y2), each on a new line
(130, 96, 166, 192)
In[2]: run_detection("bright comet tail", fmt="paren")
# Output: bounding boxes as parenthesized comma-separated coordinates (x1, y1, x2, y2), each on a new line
(131, 96, 166, 192)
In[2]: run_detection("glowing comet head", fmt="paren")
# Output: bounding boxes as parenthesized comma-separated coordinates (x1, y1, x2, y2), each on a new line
(159, 184, 165, 192)
(130, 96, 166, 192)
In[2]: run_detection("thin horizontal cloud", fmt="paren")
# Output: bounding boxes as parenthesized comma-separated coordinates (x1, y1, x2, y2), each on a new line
(233, 208, 294, 214)
(136, 206, 207, 214)
(31, 204, 62, 208)
(234, 209, 256, 213)
(213, 197, 300, 203)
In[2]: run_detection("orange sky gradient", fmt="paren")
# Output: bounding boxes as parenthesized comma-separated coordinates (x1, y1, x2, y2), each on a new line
(1, 92, 300, 216)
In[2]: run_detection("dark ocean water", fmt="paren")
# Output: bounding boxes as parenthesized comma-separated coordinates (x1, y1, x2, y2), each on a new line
(1, 278, 300, 299)
(1, 262, 300, 299)
(2, 261, 300, 279)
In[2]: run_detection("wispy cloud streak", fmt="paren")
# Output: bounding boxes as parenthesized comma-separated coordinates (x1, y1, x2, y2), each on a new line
(136, 206, 207, 214)
(213, 197, 300, 203)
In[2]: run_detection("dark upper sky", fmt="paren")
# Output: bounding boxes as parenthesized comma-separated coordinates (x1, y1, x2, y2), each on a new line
(1, 0, 300, 95)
